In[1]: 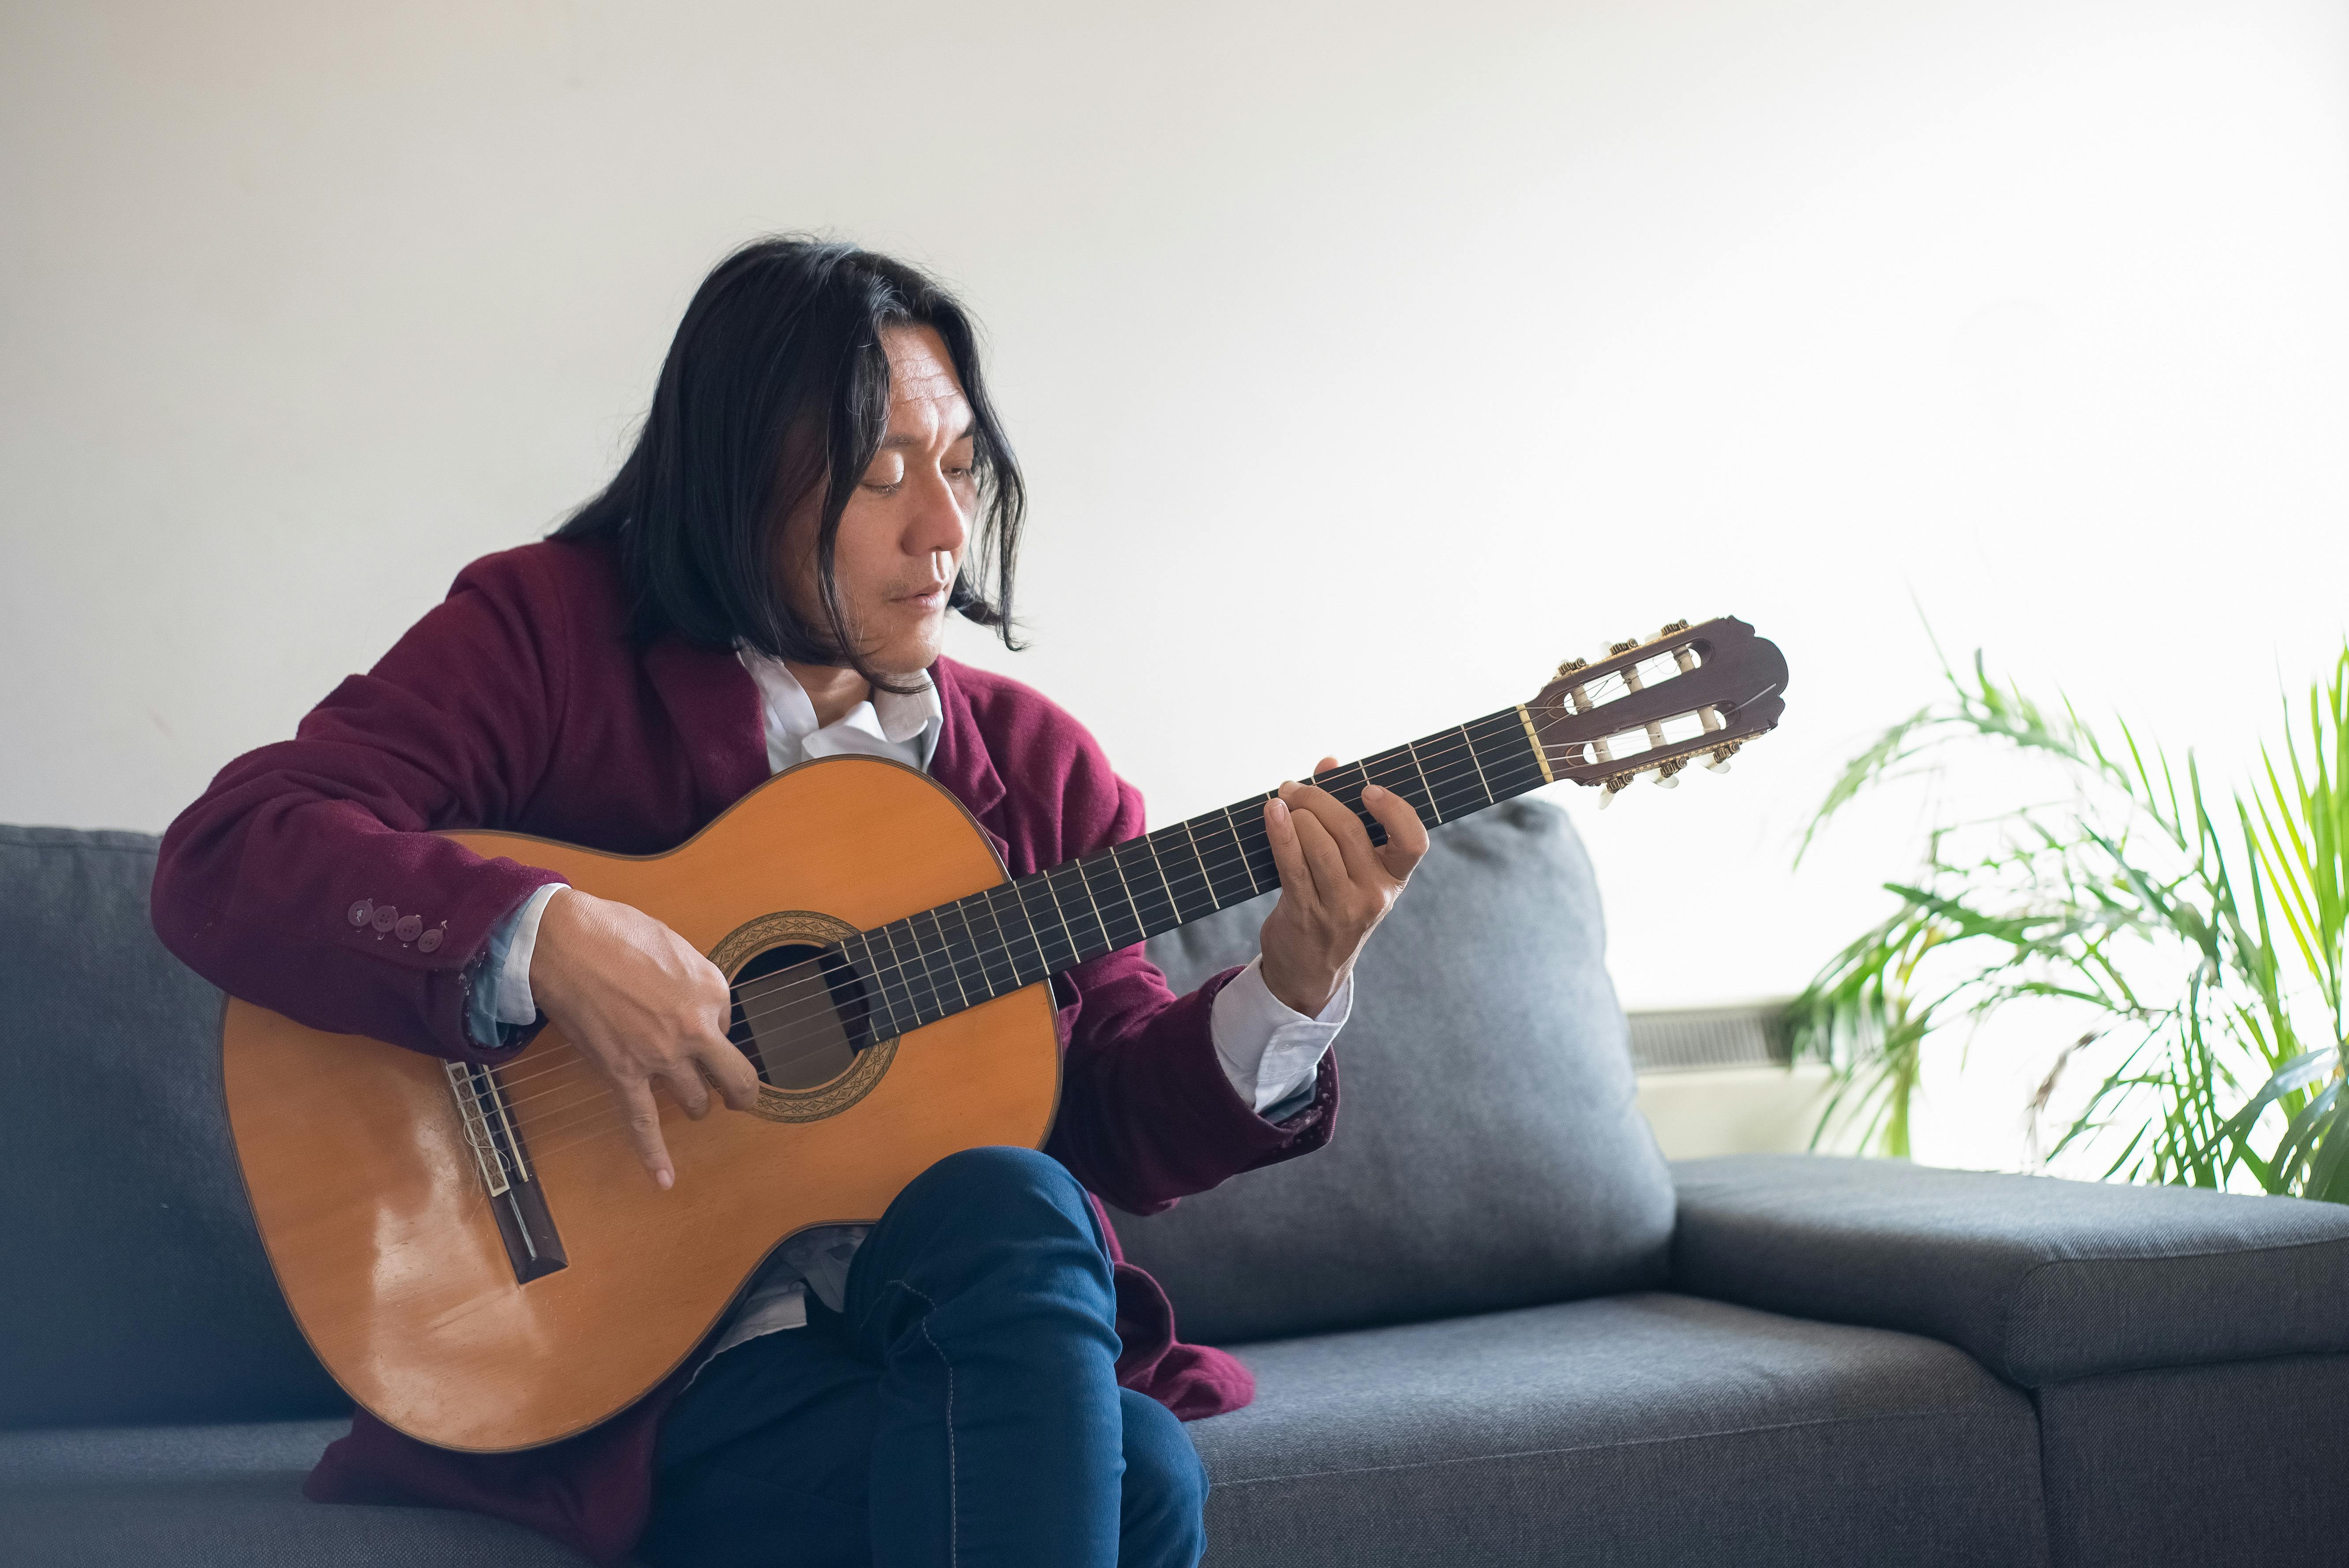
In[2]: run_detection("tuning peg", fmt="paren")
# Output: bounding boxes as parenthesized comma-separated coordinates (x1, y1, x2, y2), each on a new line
(1658, 619, 1690, 639)
(1654, 756, 1688, 789)
(1554, 656, 1590, 678)
(1704, 741, 1742, 773)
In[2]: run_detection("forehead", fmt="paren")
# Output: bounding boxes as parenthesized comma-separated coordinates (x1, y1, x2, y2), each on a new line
(880, 325, 971, 440)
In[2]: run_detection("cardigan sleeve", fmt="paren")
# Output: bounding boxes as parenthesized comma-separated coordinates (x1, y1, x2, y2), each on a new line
(152, 548, 572, 1063)
(1038, 736, 1338, 1215)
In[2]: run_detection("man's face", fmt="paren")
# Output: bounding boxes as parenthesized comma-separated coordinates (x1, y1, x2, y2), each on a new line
(776, 324, 977, 677)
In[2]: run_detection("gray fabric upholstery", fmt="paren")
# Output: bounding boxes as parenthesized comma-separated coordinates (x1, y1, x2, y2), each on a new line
(1125, 799, 1674, 1344)
(0, 1421, 599, 1567)
(8, 807, 2337, 1564)
(1189, 1292, 2050, 1568)
(0, 827, 347, 1430)
(1671, 1154, 2349, 1387)
(2033, 1355, 2349, 1568)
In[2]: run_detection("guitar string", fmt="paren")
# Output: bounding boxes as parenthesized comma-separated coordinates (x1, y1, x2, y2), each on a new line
(481, 681, 1714, 1135)
(482, 675, 1713, 1122)
(488, 750, 1510, 1135)
(479, 671, 1673, 1106)
(508, 698, 1733, 1168)
(474, 662, 1703, 1116)
(506, 751, 1566, 1159)
(505, 743, 1560, 1157)
(473, 708, 1544, 1108)
(478, 718, 1541, 1118)
(452, 659, 1712, 1183)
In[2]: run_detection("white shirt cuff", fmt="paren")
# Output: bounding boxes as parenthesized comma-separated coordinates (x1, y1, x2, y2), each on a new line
(1210, 954, 1349, 1116)
(494, 884, 567, 1027)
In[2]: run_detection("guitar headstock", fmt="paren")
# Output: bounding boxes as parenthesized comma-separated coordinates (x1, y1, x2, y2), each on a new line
(1526, 616, 1788, 807)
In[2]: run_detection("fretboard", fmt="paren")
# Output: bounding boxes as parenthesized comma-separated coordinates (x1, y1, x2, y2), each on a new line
(817, 707, 1549, 1040)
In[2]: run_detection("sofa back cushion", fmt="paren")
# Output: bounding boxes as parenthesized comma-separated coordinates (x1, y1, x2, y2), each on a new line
(1124, 797, 1673, 1345)
(0, 826, 347, 1430)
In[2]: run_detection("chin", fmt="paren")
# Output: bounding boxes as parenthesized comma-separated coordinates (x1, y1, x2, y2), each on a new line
(873, 626, 945, 677)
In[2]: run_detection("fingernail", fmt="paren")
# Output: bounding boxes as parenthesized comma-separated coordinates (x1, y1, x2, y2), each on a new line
(655, 1168, 674, 1191)
(1270, 798, 1289, 821)
(1363, 784, 1386, 799)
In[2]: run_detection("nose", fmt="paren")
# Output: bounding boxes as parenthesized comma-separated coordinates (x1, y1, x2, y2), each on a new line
(907, 466, 969, 565)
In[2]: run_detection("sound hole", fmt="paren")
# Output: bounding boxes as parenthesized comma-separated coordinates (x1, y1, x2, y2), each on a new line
(727, 944, 878, 1091)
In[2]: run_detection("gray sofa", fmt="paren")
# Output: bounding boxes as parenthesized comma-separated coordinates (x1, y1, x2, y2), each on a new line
(6, 803, 2349, 1566)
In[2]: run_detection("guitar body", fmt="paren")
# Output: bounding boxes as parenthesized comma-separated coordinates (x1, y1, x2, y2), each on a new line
(222, 757, 1060, 1453)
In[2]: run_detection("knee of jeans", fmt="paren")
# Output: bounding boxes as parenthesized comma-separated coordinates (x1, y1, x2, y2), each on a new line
(1120, 1390, 1208, 1556)
(914, 1146, 1091, 1232)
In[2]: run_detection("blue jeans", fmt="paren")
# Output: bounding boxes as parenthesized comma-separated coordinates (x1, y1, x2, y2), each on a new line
(644, 1146, 1208, 1568)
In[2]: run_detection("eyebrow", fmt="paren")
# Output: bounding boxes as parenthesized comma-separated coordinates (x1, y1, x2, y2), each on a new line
(878, 417, 976, 451)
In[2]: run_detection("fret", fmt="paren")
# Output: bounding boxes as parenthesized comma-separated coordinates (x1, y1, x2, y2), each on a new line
(874, 921, 929, 1027)
(1404, 739, 1443, 825)
(920, 907, 971, 1012)
(870, 925, 919, 1034)
(1059, 859, 1114, 952)
(1179, 820, 1223, 913)
(1136, 835, 1183, 930)
(1459, 722, 1496, 806)
(1203, 808, 1255, 904)
(1016, 870, 1082, 974)
(1363, 745, 1436, 834)
(1008, 881, 1053, 984)
(1469, 709, 1548, 797)
(945, 896, 994, 1001)
(1219, 805, 1262, 897)
(968, 887, 1022, 996)
(896, 919, 946, 1027)
(899, 918, 947, 1024)
(1099, 847, 1151, 948)
(852, 933, 907, 1038)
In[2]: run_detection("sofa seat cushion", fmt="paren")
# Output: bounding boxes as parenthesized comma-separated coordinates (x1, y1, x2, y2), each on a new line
(0, 1420, 605, 1567)
(1188, 1292, 2050, 1568)
(1671, 1154, 2349, 1387)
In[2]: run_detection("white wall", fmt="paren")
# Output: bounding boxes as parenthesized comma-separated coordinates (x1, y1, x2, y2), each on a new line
(5, 1, 2346, 1071)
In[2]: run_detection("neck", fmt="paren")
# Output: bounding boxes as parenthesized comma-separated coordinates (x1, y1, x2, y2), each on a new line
(769, 705, 1554, 1040)
(785, 661, 873, 730)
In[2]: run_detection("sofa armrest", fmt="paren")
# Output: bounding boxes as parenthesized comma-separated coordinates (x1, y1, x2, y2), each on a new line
(1670, 1154, 2349, 1387)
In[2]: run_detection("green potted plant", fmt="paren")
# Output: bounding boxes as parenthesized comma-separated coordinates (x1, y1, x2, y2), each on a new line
(1793, 642, 2347, 1199)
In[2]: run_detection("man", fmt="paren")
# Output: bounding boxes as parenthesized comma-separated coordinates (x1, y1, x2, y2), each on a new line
(154, 238, 1427, 1568)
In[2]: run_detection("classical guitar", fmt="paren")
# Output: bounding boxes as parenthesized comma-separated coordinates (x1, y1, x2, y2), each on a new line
(222, 616, 1787, 1452)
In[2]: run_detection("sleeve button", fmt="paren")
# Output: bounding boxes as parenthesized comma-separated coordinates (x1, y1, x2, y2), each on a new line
(371, 904, 399, 933)
(347, 900, 373, 927)
(417, 926, 444, 954)
(395, 915, 423, 942)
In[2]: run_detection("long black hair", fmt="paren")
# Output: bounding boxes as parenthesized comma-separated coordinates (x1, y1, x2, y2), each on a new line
(552, 237, 1024, 691)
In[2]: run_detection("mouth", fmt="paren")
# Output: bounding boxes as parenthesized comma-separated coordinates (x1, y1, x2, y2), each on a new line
(893, 585, 950, 613)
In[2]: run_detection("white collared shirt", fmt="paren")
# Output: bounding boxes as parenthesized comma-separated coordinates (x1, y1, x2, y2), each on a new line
(487, 653, 1347, 1351)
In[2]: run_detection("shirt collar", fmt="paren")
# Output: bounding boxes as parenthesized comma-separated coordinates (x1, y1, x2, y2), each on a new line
(736, 648, 944, 763)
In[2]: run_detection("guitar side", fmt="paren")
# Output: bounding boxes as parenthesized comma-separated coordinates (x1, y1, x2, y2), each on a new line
(221, 758, 1062, 1453)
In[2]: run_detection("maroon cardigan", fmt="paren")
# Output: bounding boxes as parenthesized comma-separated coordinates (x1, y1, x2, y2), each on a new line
(153, 539, 1337, 1565)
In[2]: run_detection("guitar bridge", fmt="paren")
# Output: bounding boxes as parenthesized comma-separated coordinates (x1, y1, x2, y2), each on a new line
(445, 1061, 567, 1284)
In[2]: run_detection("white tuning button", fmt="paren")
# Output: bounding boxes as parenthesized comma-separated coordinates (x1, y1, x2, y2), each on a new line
(1598, 783, 1621, 810)
(1654, 773, 1679, 788)
(1704, 757, 1733, 773)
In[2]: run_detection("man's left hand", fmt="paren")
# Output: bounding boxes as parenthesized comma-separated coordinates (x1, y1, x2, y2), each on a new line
(1257, 754, 1430, 1017)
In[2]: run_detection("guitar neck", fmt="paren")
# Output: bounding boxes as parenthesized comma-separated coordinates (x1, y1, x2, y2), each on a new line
(834, 706, 1551, 1038)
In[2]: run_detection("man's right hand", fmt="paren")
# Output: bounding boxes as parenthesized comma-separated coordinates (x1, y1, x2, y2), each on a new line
(527, 888, 762, 1190)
